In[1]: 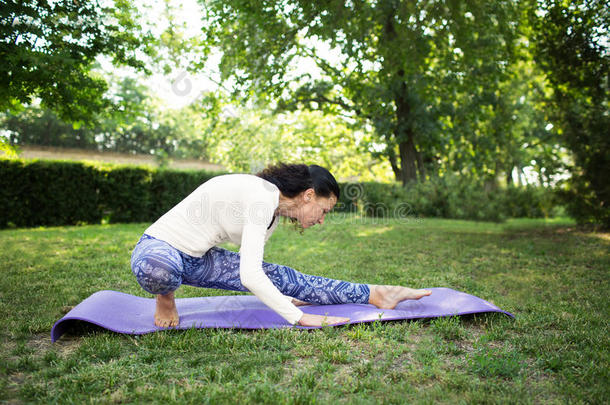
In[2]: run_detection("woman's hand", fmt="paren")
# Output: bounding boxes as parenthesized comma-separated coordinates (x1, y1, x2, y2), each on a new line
(291, 298, 311, 306)
(297, 313, 350, 327)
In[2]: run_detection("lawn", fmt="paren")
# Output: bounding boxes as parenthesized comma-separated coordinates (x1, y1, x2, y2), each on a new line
(1, 214, 608, 403)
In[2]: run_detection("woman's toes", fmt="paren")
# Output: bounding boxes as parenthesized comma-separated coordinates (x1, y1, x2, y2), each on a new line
(413, 289, 432, 299)
(158, 317, 179, 327)
(155, 316, 178, 327)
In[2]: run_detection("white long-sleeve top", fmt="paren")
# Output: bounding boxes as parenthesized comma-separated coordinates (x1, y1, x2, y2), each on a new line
(144, 173, 304, 325)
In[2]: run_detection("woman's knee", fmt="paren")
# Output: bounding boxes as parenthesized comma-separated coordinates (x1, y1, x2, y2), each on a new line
(136, 262, 182, 295)
(132, 257, 182, 295)
(130, 237, 184, 295)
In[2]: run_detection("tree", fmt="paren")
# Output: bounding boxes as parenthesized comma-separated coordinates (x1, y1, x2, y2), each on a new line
(1, 105, 97, 149)
(200, 0, 521, 184)
(1, 85, 393, 180)
(197, 101, 392, 180)
(531, 0, 609, 227)
(1, 76, 179, 157)
(438, 56, 566, 189)
(0, 0, 153, 123)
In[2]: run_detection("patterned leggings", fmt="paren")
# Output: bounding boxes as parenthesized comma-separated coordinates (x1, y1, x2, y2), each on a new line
(130, 234, 370, 305)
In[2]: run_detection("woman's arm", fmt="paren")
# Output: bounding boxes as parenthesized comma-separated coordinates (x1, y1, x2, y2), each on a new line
(239, 221, 304, 325)
(240, 223, 350, 327)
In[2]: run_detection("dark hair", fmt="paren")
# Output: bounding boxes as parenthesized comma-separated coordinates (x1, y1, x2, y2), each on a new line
(255, 162, 340, 200)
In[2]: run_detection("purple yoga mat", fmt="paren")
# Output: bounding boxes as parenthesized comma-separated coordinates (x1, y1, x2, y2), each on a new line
(51, 287, 513, 342)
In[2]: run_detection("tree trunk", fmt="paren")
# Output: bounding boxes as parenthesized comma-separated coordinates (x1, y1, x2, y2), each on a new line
(415, 149, 426, 182)
(382, 8, 420, 186)
(398, 136, 418, 185)
(485, 161, 500, 191)
(537, 168, 547, 188)
(484, 177, 498, 192)
(395, 69, 418, 186)
(507, 165, 514, 186)
(519, 167, 527, 186)
(388, 145, 402, 182)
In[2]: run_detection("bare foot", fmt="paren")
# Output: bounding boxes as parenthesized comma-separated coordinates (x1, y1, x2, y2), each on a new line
(155, 292, 179, 327)
(368, 285, 432, 309)
(291, 298, 311, 306)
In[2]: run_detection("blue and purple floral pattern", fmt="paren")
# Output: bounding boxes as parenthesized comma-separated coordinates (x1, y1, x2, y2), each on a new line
(131, 234, 370, 304)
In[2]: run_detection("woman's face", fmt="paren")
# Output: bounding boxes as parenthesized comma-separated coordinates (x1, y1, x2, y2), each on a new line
(295, 189, 337, 228)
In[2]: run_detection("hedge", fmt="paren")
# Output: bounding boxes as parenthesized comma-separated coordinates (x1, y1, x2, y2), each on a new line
(0, 159, 221, 228)
(0, 160, 102, 228)
(336, 175, 561, 223)
(0, 159, 561, 228)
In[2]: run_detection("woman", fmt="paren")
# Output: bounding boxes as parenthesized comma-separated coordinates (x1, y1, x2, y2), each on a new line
(131, 163, 431, 327)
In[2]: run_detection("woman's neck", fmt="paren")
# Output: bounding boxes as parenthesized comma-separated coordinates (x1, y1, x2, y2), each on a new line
(275, 193, 299, 217)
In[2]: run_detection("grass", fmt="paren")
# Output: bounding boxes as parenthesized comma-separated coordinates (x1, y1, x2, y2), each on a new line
(0, 214, 608, 403)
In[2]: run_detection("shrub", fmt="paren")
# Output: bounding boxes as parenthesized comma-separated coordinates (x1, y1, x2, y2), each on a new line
(0, 159, 224, 228)
(97, 166, 153, 223)
(0, 158, 561, 228)
(555, 177, 610, 229)
(0, 159, 101, 227)
(339, 174, 560, 223)
(149, 170, 218, 220)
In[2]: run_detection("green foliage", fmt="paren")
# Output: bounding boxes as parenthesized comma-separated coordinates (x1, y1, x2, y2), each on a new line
(0, 78, 214, 159)
(338, 175, 559, 222)
(1, 106, 98, 150)
(1, 90, 394, 181)
(556, 178, 610, 229)
(3, 0, 599, 231)
(438, 57, 567, 190)
(0, 159, 223, 228)
(0, 137, 19, 159)
(0, 0, 153, 123)
(149, 169, 218, 220)
(204, 106, 395, 180)
(402, 177, 504, 222)
(1, 158, 559, 228)
(531, 0, 609, 228)
(339, 181, 417, 219)
(0, 160, 101, 228)
(503, 185, 559, 219)
(97, 166, 153, 223)
(202, 0, 528, 183)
